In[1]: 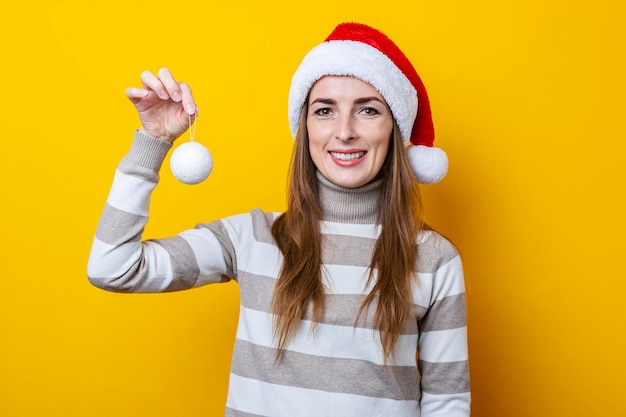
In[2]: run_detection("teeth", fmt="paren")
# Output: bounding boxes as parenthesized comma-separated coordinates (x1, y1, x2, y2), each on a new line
(330, 151, 365, 161)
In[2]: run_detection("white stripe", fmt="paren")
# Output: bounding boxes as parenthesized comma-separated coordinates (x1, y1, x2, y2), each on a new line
(417, 229, 433, 244)
(133, 240, 175, 292)
(106, 169, 155, 216)
(418, 327, 468, 363)
(322, 262, 449, 309)
(87, 237, 141, 278)
(321, 264, 373, 294)
(431, 255, 465, 301)
(414, 271, 434, 307)
(238, 242, 282, 278)
(236, 307, 418, 366)
(420, 392, 471, 417)
(87, 236, 175, 292)
(221, 212, 255, 240)
(219, 213, 283, 278)
(321, 221, 381, 238)
(178, 228, 229, 285)
(226, 373, 419, 417)
(321, 224, 432, 242)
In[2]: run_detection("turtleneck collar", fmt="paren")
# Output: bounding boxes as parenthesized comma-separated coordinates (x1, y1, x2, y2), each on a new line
(316, 171, 382, 224)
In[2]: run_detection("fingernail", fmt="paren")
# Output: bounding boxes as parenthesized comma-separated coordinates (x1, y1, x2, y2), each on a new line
(172, 91, 181, 101)
(159, 91, 169, 100)
(186, 104, 195, 114)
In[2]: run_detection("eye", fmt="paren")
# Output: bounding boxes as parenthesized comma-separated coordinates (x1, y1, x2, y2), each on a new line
(313, 108, 332, 116)
(361, 107, 380, 115)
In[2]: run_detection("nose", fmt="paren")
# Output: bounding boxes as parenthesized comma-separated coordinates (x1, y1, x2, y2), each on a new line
(335, 113, 357, 141)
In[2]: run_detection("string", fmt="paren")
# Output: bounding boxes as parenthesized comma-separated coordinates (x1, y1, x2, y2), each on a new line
(188, 113, 197, 142)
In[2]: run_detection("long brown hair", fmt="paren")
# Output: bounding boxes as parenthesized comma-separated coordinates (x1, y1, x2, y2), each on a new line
(270, 105, 424, 361)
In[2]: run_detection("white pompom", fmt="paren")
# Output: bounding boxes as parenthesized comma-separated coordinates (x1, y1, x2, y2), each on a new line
(407, 145, 448, 184)
(170, 141, 213, 184)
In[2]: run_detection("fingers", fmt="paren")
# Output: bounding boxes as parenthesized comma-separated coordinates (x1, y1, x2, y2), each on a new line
(140, 70, 166, 99)
(139, 68, 197, 115)
(178, 82, 197, 115)
(157, 68, 181, 101)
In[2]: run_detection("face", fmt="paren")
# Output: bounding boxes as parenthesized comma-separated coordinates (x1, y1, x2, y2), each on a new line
(307, 76, 393, 189)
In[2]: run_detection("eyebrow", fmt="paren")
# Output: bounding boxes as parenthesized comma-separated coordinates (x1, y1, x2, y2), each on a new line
(309, 96, 386, 106)
(354, 96, 385, 105)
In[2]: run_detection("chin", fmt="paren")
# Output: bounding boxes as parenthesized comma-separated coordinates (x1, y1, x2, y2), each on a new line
(333, 178, 371, 188)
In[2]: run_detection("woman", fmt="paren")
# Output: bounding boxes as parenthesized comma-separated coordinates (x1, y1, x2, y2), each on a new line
(88, 22, 470, 417)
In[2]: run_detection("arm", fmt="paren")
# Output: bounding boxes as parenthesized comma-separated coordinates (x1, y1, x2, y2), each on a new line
(87, 131, 231, 292)
(418, 251, 471, 416)
(87, 69, 230, 292)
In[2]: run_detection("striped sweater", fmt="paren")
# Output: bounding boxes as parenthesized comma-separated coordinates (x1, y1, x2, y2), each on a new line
(88, 131, 470, 417)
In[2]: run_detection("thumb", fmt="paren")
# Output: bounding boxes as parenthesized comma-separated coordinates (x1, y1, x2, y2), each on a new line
(125, 87, 150, 106)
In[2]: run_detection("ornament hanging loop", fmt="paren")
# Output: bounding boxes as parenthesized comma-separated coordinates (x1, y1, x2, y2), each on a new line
(188, 113, 197, 143)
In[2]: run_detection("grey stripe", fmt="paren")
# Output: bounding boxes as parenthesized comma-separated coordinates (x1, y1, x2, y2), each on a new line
(238, 272, 275, 313)
(232, 340, 419, 400)
(248, 208, 378, 267)
(312, 293, 371, 327)
(418, 360, 470, 394)
(419, 293, 467, 332)
(225, 409, 265, 417)
(239, 271, 424, 334)
(322, 234, 376, 266)
(151, 236, 200, 291)
(95, 204, 145, 245)
(250, 208, 276, 244)
(117, 159, 159, 184)
(415, 233, 459, 274)
(198, 220, 236, 279)
(119, 130, 171, 177)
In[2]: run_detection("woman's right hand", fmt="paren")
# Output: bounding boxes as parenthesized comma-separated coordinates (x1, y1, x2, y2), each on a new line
(125, 68, 197, 143)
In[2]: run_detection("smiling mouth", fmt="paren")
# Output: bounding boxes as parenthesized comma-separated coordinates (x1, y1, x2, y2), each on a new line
(329, 151, 366, 161)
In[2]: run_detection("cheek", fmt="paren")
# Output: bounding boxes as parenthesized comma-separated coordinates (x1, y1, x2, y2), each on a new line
(307, 119, 330, 141)
(376, 143, 391, 166)
(307, 133, 323, 154)
(374, 127, 393, 154)
(307, 135, 326, 168)
(371, 118, 393, 144)
(306, 122, 330, 152)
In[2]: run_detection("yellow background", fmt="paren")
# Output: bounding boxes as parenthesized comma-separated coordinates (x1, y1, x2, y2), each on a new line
(1, 1, 624, 416)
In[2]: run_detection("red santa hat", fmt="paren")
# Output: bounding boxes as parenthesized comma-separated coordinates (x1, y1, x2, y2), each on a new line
(288, 22, 448, 184)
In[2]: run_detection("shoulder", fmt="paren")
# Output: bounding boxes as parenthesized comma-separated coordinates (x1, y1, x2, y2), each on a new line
(197, 208, 282, 244)
(415, 229, 461, 274)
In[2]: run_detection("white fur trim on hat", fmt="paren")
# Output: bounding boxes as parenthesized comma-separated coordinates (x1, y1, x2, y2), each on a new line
(288, 40, 418, 145)
(407, 145, 448, 184)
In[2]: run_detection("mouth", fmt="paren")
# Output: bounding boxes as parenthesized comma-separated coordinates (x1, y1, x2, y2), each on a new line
(329, 151, 366, 161)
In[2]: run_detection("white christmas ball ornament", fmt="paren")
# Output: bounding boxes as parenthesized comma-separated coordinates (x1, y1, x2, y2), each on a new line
(170, 142, 213, 184)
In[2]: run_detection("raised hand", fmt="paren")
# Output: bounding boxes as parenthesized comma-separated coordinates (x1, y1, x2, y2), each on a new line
(125, 68, 197, 143)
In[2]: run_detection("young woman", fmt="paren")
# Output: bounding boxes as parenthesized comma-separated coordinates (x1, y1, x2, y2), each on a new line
(88, 22, 470, 417)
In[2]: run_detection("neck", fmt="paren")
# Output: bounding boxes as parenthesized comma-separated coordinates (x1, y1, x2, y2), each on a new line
(316, 171, 382, 224)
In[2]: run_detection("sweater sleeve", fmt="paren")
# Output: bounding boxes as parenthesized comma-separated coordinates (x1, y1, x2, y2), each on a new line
(87, 131, 231, 293)
(417, 237, 470, 417)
